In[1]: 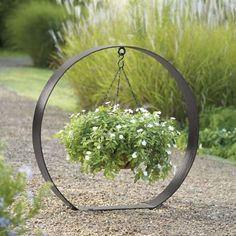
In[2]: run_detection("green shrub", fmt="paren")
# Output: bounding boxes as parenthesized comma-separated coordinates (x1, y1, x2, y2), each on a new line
(6, 1, 66, 67)
(0, 0, 30, 47)
(59, 1, 236, 120)
(0, 155, 50, 235)
(56, 104, 179, 183)
(177, 107, 236, 161)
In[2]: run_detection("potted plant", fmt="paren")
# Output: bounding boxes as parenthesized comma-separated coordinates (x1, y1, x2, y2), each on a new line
(56, 103, 179, 183)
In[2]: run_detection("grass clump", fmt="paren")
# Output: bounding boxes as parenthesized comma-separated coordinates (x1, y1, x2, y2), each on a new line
(6, 1, 66, 67)
(58, 1, 236, 121)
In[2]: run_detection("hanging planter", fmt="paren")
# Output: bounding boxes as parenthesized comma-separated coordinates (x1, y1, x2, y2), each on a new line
(32, 45, 199, 211)
(56, 103, 179, 183)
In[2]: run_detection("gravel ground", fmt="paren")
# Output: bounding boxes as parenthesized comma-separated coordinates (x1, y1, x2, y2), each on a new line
(0, 86, 236, 236)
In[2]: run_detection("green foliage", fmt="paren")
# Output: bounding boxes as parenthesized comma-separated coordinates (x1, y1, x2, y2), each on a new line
(60, 1, 236, 120)
(0, 156, 50, 235)
(6, 1, 66, 67)
(0, 0, 29, 47)
(177, 107, 236, 161)
(56, 104, 179, 183)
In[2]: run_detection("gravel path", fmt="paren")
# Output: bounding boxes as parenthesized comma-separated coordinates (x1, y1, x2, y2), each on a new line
(0, 86, 235, 236)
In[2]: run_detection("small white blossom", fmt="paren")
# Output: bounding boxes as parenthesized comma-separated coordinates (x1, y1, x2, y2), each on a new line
(137, 128, 143, 133)
(157, 164, 162, 170)
(140, 108, 148, 113)
(199, 143, 203, 149)
(119, 134, 124, 140)
(157, 111, 161, 115)
(161, 122, 167, 127)
(105, 101, 111, 105)
(92, 126, 98, 131)
(168, 126, 175, 131)
(85, 155, 90, 161)
(132, 152, 137, 158)
(82, 109, 86, 113)
(130, 119, 136, 123)
(166, 150, 172, 155)
(154, 122, 160, 126)
(143, 113, 150, 117)
(141, 140, 147, 146)
(116, 125, 122, 129)
(110, 133, 115, 138)
(143, 171, 148, 176)
(173, 144, 177, 148)
(66, 154, 70, 161)
(97, 145, 101, 149)
(167, 143, 171, 148)
(147, 124, 153, 128)
(170, 117, 176, 120)
(95, 108, 99, 112)
(86, 151, 92, 155)
(124, 109, 133, 114)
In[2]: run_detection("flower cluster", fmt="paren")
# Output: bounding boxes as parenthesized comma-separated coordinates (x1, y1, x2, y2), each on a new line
(56, 104, 179, 183)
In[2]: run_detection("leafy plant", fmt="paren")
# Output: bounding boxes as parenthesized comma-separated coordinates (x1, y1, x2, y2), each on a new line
(6, 1, 66, 67)
(0, 156, 50, 235)
(177, 107, 236, 161)
(56, 104, 179, 183)
(58, 0, 236, 120)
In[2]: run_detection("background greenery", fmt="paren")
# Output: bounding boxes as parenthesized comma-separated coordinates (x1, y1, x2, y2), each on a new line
(0, 0, 235, 161)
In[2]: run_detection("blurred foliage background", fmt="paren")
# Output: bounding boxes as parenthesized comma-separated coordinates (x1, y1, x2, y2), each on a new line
(0, 0, 235, 160)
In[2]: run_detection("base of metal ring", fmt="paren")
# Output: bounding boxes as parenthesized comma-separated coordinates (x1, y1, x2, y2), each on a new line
(76, 203, 162, 211)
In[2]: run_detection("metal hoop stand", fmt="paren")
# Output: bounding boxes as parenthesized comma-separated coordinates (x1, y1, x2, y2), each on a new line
(32, 45, 199, 211)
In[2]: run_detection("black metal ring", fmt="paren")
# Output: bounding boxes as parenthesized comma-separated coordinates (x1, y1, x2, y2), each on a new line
(32, 45, 199, 211)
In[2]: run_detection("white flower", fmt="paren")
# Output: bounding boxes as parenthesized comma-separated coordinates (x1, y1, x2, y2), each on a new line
(116, 125, 122, 129)
(85, 155, 90, 161)
(95, 108, 99, 112)
(110, 133, 115, 138)
(86, 151, 92, 155)
(161, 122, 166, 127)
(137, 128, 143, 133)
(143, 171, 148, 176)
(97, 145, 101, 149)
(157, 111, 161, 115)
(82, 109, 86, 113)
(124, 109, 133, 114)
(147, 124, 153, 128)
(157, 164, 162, 170)
(170, 117, 176, 120)
(140, 108, 148, 113)
(167, 143, 171, 148)
(143, 113, 150, 117)
(130, 119, 136, 123)
(168, 126, 175, 131)
(173, 144, 177, 148)
(105, 101, 111, 105)
(154, 122, 159, 126)
(18, 164, 33, 180)
(132, 152, 137, 158)
(119, 134, 124, 140)
(92, 126, 98, 131)
(66, 154, 70, 161)
(199, 143, 203, 149)
(166, 150, 172, 155)
(141, 140, 147, 146)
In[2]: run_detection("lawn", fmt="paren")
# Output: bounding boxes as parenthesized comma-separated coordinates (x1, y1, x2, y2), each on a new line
(0, 67, 77, 112)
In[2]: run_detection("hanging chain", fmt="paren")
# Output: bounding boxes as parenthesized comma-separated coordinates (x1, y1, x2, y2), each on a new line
(103, 47, 140, 107)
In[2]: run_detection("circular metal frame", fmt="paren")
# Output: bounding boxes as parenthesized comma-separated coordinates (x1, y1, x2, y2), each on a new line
(32, 45, 199, 211)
